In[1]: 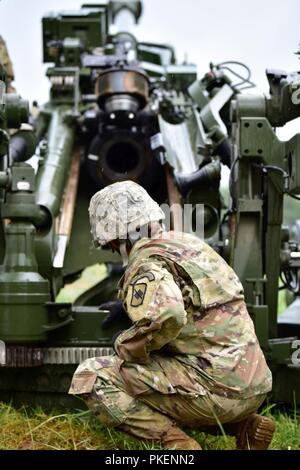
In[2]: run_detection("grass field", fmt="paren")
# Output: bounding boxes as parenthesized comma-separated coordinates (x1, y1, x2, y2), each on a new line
(0, 402, 299, 450)
(56, 264, 108, 303)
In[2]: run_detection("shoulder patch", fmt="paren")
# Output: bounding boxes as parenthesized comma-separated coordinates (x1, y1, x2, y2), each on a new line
(130, 272, 155, 285)
(124, 266, 166, 321)
(131, 282, 147, 307)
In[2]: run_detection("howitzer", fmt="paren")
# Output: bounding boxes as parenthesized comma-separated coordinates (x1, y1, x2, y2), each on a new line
(0, 1, 300, 407)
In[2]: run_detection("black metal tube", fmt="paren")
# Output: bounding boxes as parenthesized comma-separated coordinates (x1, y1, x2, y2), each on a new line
(176, 160, 221, 196)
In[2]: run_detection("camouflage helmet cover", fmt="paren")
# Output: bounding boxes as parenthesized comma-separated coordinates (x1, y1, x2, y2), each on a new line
(89, 181, 165, 246)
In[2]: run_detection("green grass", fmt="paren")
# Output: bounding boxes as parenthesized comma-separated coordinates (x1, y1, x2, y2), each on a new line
(56, 264, 107, 303)
(0, 403, 162, 450)
(0, 402, 299, 450)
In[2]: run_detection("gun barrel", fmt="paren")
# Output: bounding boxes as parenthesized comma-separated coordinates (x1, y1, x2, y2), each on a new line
(35, 108, 75, 219)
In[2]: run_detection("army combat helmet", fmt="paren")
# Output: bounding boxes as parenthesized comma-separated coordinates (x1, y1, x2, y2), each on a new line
(89, 181, 165, 248)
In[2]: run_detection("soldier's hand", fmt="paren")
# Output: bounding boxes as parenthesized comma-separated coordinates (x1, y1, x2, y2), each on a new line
(100, 300, 130, 330)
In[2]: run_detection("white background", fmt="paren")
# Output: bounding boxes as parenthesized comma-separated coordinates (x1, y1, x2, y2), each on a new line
(1, 0, 300, 142)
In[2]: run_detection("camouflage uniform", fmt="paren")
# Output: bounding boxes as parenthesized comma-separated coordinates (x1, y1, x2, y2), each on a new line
(0, 36, 15, 93)
(69, 230, 272, 441)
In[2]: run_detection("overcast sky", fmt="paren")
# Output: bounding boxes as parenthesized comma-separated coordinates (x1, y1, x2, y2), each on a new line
(1, 0, 300, 139)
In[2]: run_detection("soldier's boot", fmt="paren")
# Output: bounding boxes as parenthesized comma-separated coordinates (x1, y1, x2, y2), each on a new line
(233, 414, 276, 450)
(161, 424, 202, 450)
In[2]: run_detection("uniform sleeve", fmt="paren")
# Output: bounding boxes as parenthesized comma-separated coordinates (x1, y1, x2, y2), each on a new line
(115, 265, 187, 363)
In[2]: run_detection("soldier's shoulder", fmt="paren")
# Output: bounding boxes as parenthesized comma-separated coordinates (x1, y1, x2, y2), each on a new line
(124, 262, 169, 321)
(126, 259, 165, 286)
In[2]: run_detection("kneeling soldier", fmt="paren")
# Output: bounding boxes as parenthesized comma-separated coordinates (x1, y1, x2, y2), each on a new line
(69, 181, 275, 450)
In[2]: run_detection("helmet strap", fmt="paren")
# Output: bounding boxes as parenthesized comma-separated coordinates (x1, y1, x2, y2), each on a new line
(120, 241, 130, 267)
